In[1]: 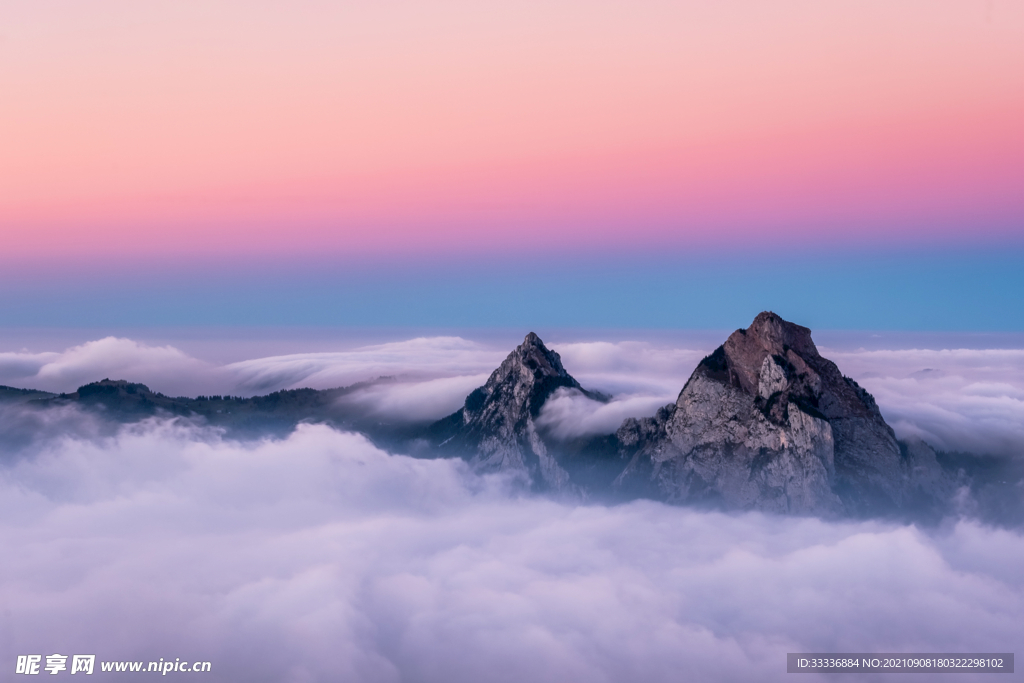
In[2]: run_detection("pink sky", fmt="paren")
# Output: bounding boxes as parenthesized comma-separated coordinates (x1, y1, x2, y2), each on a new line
(1, 0, 1022, 261)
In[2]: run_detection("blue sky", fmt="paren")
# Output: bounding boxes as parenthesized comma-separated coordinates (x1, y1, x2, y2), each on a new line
(2, 247, 1022, 331)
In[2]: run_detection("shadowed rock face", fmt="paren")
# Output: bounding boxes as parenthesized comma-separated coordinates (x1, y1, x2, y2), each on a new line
(615, 312, 948, 516)
(429, 332, 596, 490)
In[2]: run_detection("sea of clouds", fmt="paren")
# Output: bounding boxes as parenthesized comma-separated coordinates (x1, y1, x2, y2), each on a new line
(1, 333, 1022, 681)
(1, 418, 1021, 682)
(2, 333, 1023, 456)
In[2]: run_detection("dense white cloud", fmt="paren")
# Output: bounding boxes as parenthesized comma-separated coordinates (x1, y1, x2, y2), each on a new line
(530, 340, 708, 439)
(223, 337, 504, 393)
(536, 388, 672, 440)
(0, 349, 59, 380)
(554, 340, 704, 397)
(825, 348, 1024, 456)
(0, 338, 506, 427)
(0, 405, 119, 466)
(0, 419, 1020, 682)
(337, 374, 491, 423)
(0, 338, 220, 396)
(0, 336, 503, 397)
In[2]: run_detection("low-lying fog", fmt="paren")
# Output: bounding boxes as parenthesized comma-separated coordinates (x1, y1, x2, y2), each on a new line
(2, 331, 1022, 681)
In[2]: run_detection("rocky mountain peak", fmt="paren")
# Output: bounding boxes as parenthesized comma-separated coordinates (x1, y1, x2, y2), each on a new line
(465, 332, 583, 429)
(430, 332, 592, 490)
(746, 311, 818, 355)
(615, 311, 946, 516)
(481, 332, 576, 396)
(698, 311, 821, 397)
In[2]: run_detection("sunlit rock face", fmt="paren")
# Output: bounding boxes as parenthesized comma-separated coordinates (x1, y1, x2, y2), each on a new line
(615, 312, 948, 516)
(430, 332, 598, 490)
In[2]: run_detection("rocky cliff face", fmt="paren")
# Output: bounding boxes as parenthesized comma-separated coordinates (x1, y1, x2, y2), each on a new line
(615, 312, 950, 515)
(430, 332, 600, 490)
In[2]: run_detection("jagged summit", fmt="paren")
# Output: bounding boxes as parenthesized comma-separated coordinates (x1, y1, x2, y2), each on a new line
(697, 311, 820, 395)
(430, 332, 596, 489)
(478, 331, 582, 407)
(471, 332, 587, 419)
(746, 310, 818, 355)
(691, 312, 878, 426)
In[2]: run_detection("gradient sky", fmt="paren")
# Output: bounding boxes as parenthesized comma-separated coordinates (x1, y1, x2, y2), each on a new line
(1, 1, 1022, 328)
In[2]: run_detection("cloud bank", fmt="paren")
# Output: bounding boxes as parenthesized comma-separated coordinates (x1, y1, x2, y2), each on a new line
(3, 335, 1024, 455)
(0, 338, 217, 397)
(222, 337, 505, 393)
(0, 418, 1020, 682)
(0, 337, 505, 424)
(536, 388, 671, 440)
(826, 347, 1024, 456)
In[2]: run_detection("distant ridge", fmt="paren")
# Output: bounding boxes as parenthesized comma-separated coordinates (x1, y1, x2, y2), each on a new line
(21, 377, 408, 441)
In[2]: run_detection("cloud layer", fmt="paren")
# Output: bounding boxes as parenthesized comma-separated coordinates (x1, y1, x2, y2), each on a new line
(0, 337, 506, 424)
(3, 334, 1024, 455)
(536, 388, 672, 440)
(826, 347, 1024, 456)
(222, 337, 505, 393)
(0, 338, 219, 397)
(0, 418, 1020, 682)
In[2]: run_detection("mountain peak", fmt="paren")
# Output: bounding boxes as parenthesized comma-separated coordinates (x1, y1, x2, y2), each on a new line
(430, 332, 591, 489)
(77, 379, 154, 398)
(744, 311, 818, 358)
(696, 312, 820, 395)
(617, 311, 926, 515)
(487, 332, 571, 390)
